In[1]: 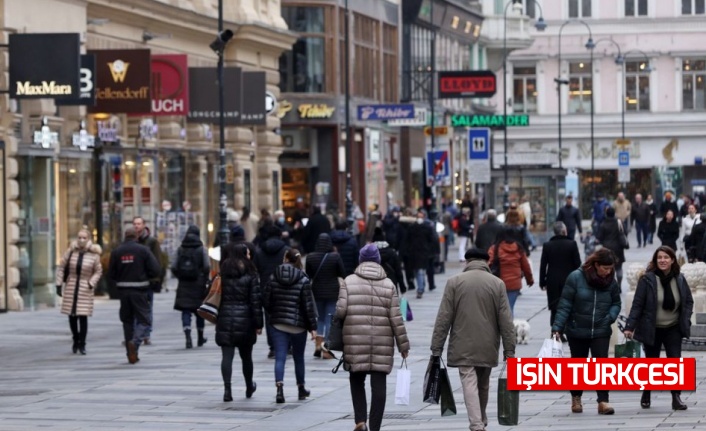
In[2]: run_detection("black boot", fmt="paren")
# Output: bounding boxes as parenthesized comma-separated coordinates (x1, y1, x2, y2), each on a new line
(78, 343, 87, 355)
(246, 381, 257, 399)
(640, 391, 650, 408)
(185, 330, 193, 349)
(72, 340, 79, 354)
(197, 329, 207, 347)
(223, 383, 233, 402)
(297, 384, 310, 400)
(672, 392, 687, 410)
(276, 383, 285, 404)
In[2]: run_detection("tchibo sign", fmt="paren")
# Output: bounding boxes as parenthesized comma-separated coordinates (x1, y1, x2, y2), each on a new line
(9, 33, 80, 100)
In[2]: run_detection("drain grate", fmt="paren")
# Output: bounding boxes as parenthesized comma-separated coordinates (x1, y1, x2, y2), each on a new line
(383, 413, 412, 419)
(220, 404, 299, 413)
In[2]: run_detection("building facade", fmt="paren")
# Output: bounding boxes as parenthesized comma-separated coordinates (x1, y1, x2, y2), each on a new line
(1, 0, 296, 311)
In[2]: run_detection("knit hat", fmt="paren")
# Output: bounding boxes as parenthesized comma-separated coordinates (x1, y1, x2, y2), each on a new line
(230, 225, 245, 241)
(606, 207, 616, 217)
(359, 243, 381, 264)
(372, 227, 385, 242)
(465, 247, 489, 261)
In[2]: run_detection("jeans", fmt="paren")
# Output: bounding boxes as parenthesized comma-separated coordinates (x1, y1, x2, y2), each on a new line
(459, 366, 491, 431)
(567, 336, 611, 402)
(349, 371, 387, 431)
(119, 289, 152, 350)
(506, 290, 521, 318)
(221, 344, 254, 389)
(271, 326, 307, 384)
(643, 325, 683, 395)
(181, 310, 205, 331)
(647, 231, 654, 244)
(315, 299, 337, 337)
(635, 221, 649, 246)
(415, 269, 426, 294)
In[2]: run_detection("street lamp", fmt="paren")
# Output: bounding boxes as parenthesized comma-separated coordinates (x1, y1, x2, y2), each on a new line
(556, 20, 594, 196)
(620, 50, 651, 140)
(343, 0, 353, 230)
(502, 0, 546, 210)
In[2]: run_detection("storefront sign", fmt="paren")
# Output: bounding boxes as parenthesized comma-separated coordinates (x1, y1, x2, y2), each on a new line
(88, 49, 151, 113)
(451, 114, 530, 128)
(357, 104, 415, 121)
(388, 107, 427, 126)
(55, 55, 96, 106)
(438, 70, 496, 99)
(240, 72, 267, 124)
(298, 103, 336, 119)
(9, 33, 80, 99)
(150, 54, 189, 116)
(187, 68, 266, 125)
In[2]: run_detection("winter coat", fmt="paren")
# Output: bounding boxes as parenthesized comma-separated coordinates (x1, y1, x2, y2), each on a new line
(456, 214, 473, 238)
(631, 202, 651, 225)
(647, 201, 658, 232)
(612, 199, 632, 222)
(172, 226, 210, 311)
(254, 237, 289, 288)
(305, 234, 346, 301)
(376, 241, 407, 294)
(658, 219, 680, 250)
(330, 229, 359, 276)
(487, 241, 534, 291)
(302, 212, 331, 254)
(56, 241, 102, 316)
(539, 235, 582, 311)
(592, 199, 610, 224)
(382, 214, 402, 249)
(430, 260, 515, 367)
(505, 224, 531, 255)
(263, 264, 318, 331)
(625, 272, 693, 346)
(475, 220, 505, 252)
(396, 216, 415, 259)
(552, 268, 621, 339)
(107, 240, 161, 289)
(215, 264, 262, 347)
(682, 214, 700, 237)
(137, 230, 166, 286)
(405, 220, 436, 270)
(556, 204, 582, 236)
(336, 262, 410, 374)
(660, 200, 679, 219)
(596, 216, 626, 264)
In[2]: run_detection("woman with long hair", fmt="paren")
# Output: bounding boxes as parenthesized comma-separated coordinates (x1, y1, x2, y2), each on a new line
(487, 228, 534, 316)
(552, 248, 621, 415)
(504, 204, 531, 255)
(263, 248, 318, 403)
(55, 228, 103, 355)
(624, 246, 693, 410)
(216, 243, 263, 402)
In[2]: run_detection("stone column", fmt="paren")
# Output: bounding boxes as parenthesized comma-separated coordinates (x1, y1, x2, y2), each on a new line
(157, 116, 185, 149)
(214, 125, 254, 211)
(256, 115, 284, 212)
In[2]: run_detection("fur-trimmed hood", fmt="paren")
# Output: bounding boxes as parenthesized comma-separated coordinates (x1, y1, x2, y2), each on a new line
(70, 240, 102, 255)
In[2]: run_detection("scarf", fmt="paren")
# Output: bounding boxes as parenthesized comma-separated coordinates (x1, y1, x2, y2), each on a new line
(657, 271, 677, 311)
(584, 266, 615, 290)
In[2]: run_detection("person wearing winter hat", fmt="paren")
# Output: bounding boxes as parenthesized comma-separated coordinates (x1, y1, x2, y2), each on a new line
(372, 228, 407, 294)
(337, 243, 409, 431)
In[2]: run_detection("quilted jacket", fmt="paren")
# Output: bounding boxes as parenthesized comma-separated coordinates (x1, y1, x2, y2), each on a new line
(215, 262, 263, 348)
(263, 264, 318, 332)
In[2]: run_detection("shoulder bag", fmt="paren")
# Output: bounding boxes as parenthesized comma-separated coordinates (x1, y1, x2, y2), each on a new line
(617, 221, 630, 249)
(310, 253, 329, 283)
(197, 275, 221, 324)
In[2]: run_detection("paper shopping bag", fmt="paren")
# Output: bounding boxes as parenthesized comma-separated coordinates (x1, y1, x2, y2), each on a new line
(400, 296, 409, 322)
(537, 336, 564, 358)
(395, 359, 411, 405)
(439, 366, 457, 416)
(422, 355, 442, 404)
(497, 363, 520, 425)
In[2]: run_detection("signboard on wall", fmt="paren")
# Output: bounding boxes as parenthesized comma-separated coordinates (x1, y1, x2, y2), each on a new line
(55, 55, 96, 106)
(88, 49, 152, 113)
(150, 54, 189, 116)
(438, 70, 496, 99)
(187, 68, 266, 125)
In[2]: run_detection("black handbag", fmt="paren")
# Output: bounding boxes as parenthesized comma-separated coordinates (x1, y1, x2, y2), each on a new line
(324, 314, 344, 351)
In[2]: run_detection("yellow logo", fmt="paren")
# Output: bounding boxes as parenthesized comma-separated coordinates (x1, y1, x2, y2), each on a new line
(108, 59, 130, 83)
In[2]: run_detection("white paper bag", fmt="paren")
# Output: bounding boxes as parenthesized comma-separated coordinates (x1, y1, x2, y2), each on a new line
(537, 337, 564, 358)
(395, 360, 411, 405)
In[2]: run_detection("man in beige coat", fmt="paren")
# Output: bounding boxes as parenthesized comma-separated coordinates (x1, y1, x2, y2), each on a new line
(430, 247, 515, 431)
(612, 192, 632, 233)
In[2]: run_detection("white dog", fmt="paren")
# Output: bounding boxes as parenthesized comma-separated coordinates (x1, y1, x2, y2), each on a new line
(514, 319, 530, 345)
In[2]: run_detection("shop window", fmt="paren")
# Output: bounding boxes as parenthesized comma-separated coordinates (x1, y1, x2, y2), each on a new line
(682, 0, 706, 15)
(682, 58, 706, 110)
(568, 61, 592, 114)
(625, 0, 648, 16)
(279, 6, 328, 93)
(282, 6, 324, 33)
(625, 60, 650, 112)
(568, 0, 591, 18)
(513, 65, 538, 113)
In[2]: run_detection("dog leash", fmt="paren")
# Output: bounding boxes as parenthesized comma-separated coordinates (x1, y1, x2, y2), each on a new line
(524, 305, 549, 323)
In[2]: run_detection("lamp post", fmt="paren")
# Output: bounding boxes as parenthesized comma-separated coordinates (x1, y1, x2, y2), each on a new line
(344, 0, 353, 230)
(502, 1, 546, 210)
(620, 50, 651, 140)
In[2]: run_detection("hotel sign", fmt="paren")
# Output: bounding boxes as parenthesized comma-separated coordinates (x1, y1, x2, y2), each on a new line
(451, 114, 530, 128)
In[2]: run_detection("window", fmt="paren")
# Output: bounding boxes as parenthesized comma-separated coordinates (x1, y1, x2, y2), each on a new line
(353, 13, 380, 99)
(568, 61, 592, 114)
(279, 7, 328, 93)
(624, 60, 650, 111)
(244, 169, 251, 210)
(568, 0, 591, 18)
(513, 66, 537, 113)
(382, 24, 398, 102)
(625, 0, 648, 16)
(682, 0, 706, 14)
(682, 59, 706, 110)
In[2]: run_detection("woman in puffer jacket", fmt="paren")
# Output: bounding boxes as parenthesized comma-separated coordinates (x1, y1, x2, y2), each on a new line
(55, 228, 103, 355)
(216, 243, 262, 402)
(263, 249, 318, 404)
(336, 244, 410, 431)
(487, 228, 534, 317)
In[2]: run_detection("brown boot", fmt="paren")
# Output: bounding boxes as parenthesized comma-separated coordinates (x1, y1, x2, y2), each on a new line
(314, 336, 323, 358)
(597, 402, 615, 415)
(571, 396, 583, 413)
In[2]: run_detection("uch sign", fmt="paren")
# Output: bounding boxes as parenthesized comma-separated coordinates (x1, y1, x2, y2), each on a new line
(9, 33, 80, 99)
(438, 70, 496, 99)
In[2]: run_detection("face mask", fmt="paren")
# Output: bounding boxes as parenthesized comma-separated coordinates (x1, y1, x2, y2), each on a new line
(277, 217, 285, 224)
(416, 218, 424, 224)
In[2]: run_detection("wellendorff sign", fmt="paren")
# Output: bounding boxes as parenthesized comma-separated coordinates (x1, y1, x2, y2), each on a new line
(9, 33, 80, 100)
(88, 49, 151, 113)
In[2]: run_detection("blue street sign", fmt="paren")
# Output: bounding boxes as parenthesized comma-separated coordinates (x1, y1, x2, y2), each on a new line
(618, 151, 629, 166)
(357, 104, 415, 121)
(426, 150, 449, 179)
(468, 128, 491, 160)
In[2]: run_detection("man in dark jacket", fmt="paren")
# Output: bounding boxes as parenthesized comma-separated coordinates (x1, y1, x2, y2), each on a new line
(539, 222, 582, 335)
(133, 216, 165, 345)
(372, 227, 407, 294)
(381, 207, 403, 250)
(302, 206, 331, 254)
(660, 192, 679, 219)
(556, 195, 582, 241)
(631, 193, 651, 248)
(690, 214, 706, 262)
(330, 221, 359, 276)
(475, 209, 505, 252)
(406, 210, 437, 298)
(108, 227, 161, 364)
(592, 194, 611, 233)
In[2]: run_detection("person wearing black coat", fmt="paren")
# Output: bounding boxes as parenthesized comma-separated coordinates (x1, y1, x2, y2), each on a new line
(406, 210, 436, 298)
(381, 208, 403, 249)
(372, 227, 407, 294)
(302, 206, 331, 254)
(657, 209, 680, 251)
(216, 244, 262, 402)
(330, 221, 359, 276)
(646, 194, 658, 244)
(555, 195, 582, 241)
(660, 193, 680, 219)
(596, 208, 626, 289)
(172, 225, 210, 349)
(624, 246, 693, 410)
(263, 249, 318, 404)
(455, 210, 474, 262)
(475, 209, 505, 252)
(304, 233, 346, 359)
(539, 222, 582, 330)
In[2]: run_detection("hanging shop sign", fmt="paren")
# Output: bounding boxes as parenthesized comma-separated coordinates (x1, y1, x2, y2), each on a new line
(357, 104, 415, 121)
(55, 55, 97, 106)
(150, 54, 189, 116)
(438, 70, 496, 99)
(88, 49, 151, 113)
(451, 114, 530, 128)
(187, 68, 266, 125)
(9, 33, 80, 99)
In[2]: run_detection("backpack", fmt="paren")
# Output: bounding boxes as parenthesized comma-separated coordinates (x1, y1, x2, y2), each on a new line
(176, 247, 202, 281)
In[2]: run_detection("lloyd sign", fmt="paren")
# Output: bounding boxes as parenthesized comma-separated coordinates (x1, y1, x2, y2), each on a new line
(438, 70, 496, 99)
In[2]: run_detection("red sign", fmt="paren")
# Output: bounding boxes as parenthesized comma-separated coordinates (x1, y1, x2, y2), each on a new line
(150, 54, 189, 116)
(141, 187, 151, 204)
(438, 70, 496, 99)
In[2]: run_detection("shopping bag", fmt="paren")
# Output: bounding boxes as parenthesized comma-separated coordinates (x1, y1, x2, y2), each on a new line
(395, 358, 411, 405)
(196, 275, 221, 324)
(422, 355, 442, 404)
(439, 366, 457, 416)
(406, 301, 414, 322)
(400, 296, 409, 322)
(615, 339, 642, 358)
(497, 363, 520, 426)
(537, 336, 564, 358)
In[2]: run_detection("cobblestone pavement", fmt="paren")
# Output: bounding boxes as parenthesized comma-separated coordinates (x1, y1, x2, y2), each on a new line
(1, 229, 705, 430)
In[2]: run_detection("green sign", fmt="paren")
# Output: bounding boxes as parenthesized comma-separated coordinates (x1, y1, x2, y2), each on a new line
(451, 114, 530, 128)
